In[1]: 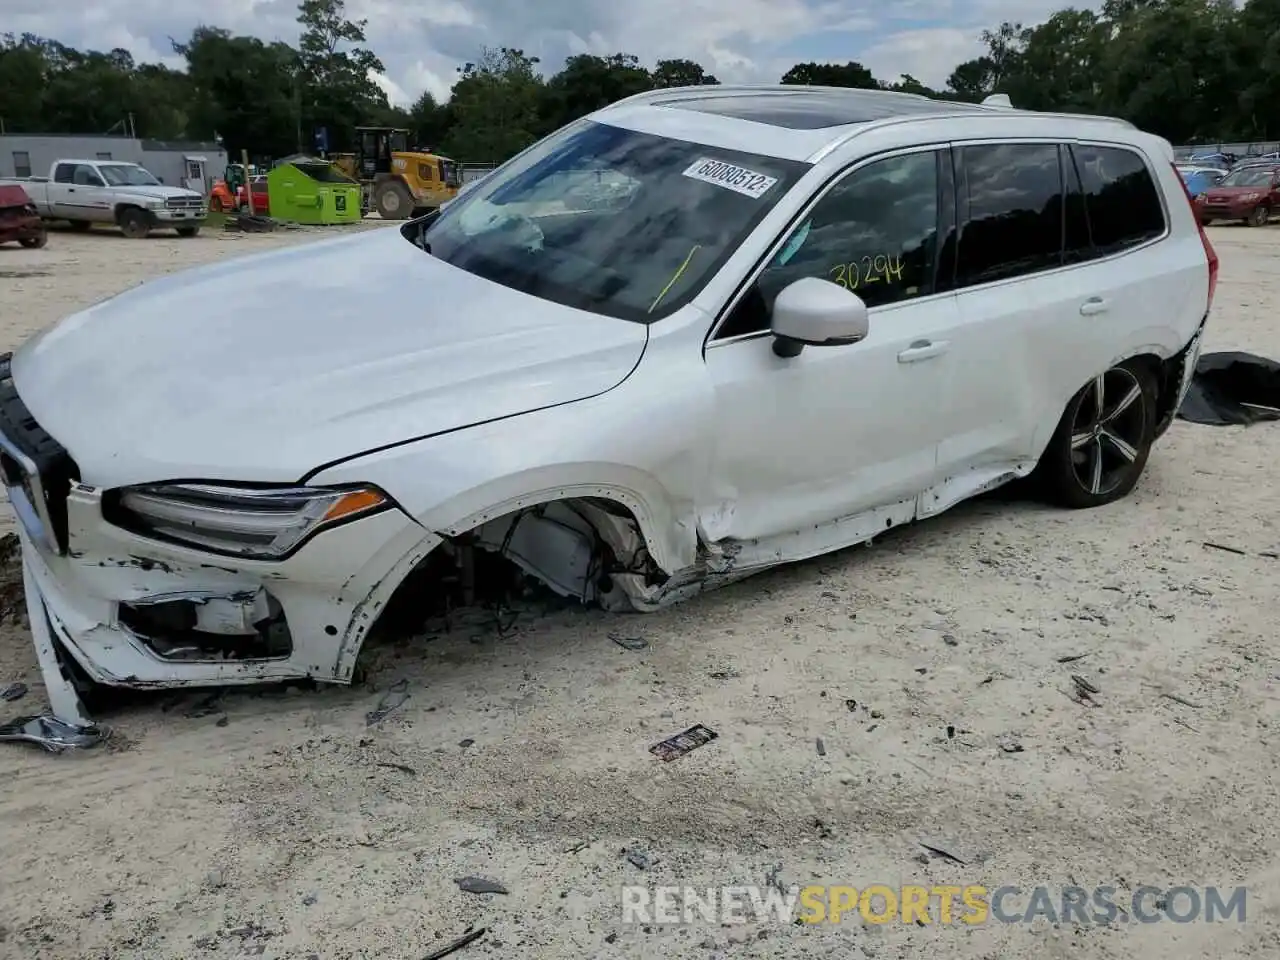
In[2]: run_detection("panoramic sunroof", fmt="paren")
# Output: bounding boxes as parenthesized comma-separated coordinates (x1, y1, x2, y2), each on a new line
(657, 91, 983, 130)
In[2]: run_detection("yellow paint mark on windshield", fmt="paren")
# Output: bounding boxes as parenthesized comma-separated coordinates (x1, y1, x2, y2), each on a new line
(648, 244, 702, 314)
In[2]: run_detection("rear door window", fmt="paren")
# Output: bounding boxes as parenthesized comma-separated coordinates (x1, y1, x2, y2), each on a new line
(955, 143, 1064, 287)
(1070, 144, 1165, 256)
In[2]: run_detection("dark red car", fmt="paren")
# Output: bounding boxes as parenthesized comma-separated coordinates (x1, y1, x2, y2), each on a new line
(0, 184, 47, 248)
(1194, 163, 1280, 227)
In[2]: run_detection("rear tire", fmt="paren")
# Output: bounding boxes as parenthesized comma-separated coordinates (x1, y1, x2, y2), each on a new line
(375, 181, 413, 220)
(1036, 359, 1158, 509)
(176, 226, 200, 238)
(117, 208, 151, 239)
(1248, 205, 1269, 227)
(18, 230, 47, 249)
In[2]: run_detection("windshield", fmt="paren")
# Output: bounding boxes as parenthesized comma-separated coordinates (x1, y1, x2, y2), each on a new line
(1219, 167, 1275, 187)
(407, 121, 809, 322)
(99, 164, 160, 186)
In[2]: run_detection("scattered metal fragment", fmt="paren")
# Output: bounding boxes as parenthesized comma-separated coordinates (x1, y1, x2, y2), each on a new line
(610, 632, 649, 651)
(454, 876, 508, 895)
(942, 634, 959, 647)
(708, 669, 739, 680)
(996, 735, 1024, 754)
(1161, 692, 1201, 710)
(1071, 675, 1100, 696)
(649, 724, 718, 761)
(0, 715, 108, 752)
(0, 682, 27, 702)
(625, 848, 650, 870)
(376, 762, 416, 775)
(919, 840, 968, 865)
(422, 927, 486, 960)
(1056, 653, 1088, 663)
(458, 738, 474, 749)
(366, 679, 410, 726)
(815, 737, 826, 756)
(1203, 541, 1247, 556)
(765, 863, 785, 894)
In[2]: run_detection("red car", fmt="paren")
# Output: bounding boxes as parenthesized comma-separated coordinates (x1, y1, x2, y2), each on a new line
(1195, 163, 1280, 226)
(0, 184, 47, 248)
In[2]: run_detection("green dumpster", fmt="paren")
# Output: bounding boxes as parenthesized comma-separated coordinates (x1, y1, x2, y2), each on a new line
(266, 159, 362, 225)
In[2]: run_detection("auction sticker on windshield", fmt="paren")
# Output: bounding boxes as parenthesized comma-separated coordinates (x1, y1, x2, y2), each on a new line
(682, 158, 778, 199)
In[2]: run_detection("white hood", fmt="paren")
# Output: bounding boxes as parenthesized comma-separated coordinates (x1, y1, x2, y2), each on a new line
(11, 226, 648, 489)
(113, 184, 203, 201)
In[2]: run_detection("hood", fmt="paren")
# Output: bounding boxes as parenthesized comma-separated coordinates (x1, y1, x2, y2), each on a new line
(113, 184, 202, 200)
(11, 227, 648, 489)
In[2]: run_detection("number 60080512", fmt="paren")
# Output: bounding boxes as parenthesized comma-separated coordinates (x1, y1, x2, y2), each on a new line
(828, 254, 904, 290)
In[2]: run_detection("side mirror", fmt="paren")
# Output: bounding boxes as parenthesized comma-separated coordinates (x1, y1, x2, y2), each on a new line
(770, 277, 870, 358)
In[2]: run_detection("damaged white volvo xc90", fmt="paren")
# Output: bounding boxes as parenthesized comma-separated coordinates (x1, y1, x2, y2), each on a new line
(0, 86, 1216, 732)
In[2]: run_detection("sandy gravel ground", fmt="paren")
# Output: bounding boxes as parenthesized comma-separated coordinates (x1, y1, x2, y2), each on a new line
(1, 222, 1279, 960)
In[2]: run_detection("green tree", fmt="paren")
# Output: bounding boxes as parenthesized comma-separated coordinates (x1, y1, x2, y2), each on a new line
(540, 53, 652, 132)
(176, 27, 300, 157)
(444, 46, 545, 162)
(296, 0, 389, 152)
(780, 61, 879, 88)
(651, 58, 718, 87)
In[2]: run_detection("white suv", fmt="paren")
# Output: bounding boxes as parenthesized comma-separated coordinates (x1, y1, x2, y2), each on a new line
(0, 86, 1216, 731)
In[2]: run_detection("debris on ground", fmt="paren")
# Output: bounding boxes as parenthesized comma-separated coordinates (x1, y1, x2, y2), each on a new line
(815, 737, 826, 756)
(765, 863, 785, 894)
(423, 927, 486, 960)
(376, 761, 416, 775)
(610, 632, 648, 651)
(996, 735, 1024, 754)
(366, 679, 410, 726)
(0, 715, 108, 752)
(0, 682, 26, 702)
(1071, 674, 1100, 703)
(223, 213, 278, 233)
(1161, 692, 1201, 710)
(624, 847, 650, 870)
(183, 692, 223, 718)
(454, 876, 508, 895)
(649, 724, 718, 761)
(919, 839, 968, 865)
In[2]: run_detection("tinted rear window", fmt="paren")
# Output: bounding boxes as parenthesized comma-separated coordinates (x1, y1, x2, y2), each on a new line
(1071, 145, 1165, 255)
(956, 143, 1064, 287)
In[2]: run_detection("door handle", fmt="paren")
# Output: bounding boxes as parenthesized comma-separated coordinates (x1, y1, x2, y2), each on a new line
(1079, 297, 1110, 316)
(897, 339, 949, 363)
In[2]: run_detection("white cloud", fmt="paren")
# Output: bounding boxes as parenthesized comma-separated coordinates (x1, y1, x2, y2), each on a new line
(6, 0, 1079, 104)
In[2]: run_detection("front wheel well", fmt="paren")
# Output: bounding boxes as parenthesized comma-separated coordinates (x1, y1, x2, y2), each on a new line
(360, 496, 664, 655)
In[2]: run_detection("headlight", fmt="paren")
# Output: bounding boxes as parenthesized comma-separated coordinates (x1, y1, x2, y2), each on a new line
(109, 483, 390, 559)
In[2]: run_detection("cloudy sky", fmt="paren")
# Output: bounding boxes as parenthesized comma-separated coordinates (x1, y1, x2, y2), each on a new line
(8, 0, 1082, 105)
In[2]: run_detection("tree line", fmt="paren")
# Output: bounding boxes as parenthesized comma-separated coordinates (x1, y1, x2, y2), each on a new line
(0, 0, 1277, 165)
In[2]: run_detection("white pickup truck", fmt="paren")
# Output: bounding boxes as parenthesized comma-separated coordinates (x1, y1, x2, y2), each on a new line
(0, 159, 206, 238)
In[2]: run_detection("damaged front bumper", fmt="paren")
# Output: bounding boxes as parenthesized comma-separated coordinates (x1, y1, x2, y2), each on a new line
(8, 480, 433, 737)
